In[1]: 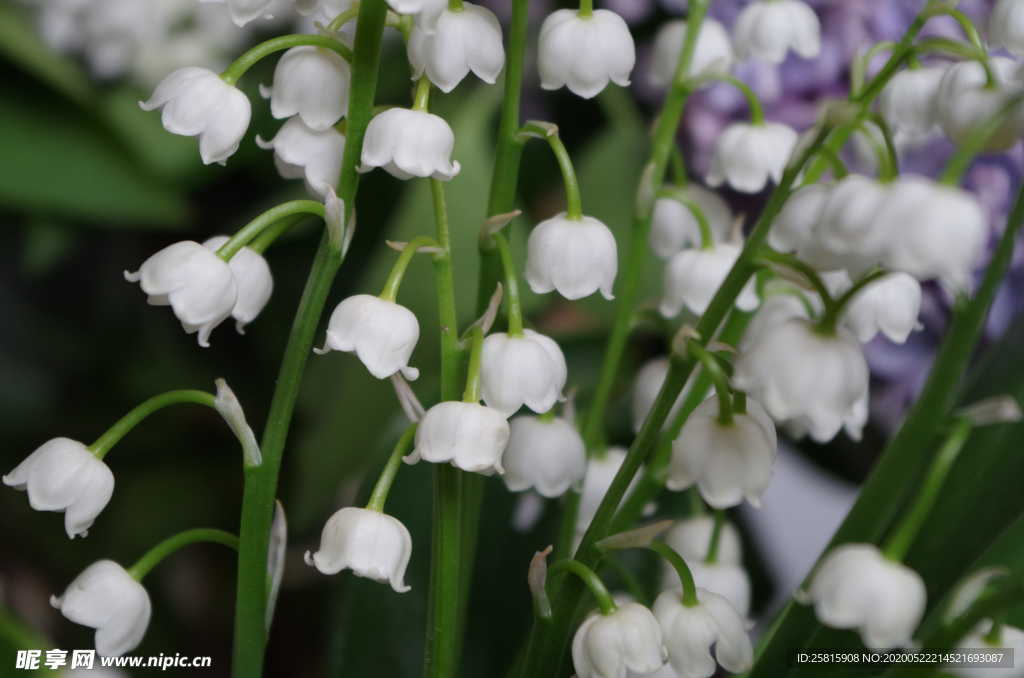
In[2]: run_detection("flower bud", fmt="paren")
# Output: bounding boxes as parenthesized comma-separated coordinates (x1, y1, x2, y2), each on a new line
(4, 438, 114, 539)
(807, 543, 926, 649)
(936, 57, 1024, 152)
(358, 108, 460, 181)
(650, 185, 732, 259)
(660, 243, 759, 317)
(841, 272, 922, 344)
(305, 507, 412, 593)
(408, 3, 505, 93)
(51, 560, 151, 657)
(264, 46, 350, 132)
(733, 0, 820, 64)
(409, 401, 510, 475)
(503, 415, 586, 497)
(538, 9, 636, 99)
(124, 241, 237, 347)
(319, 294, 420, 380)
(525, 214, 618, 301)
(653, 589, 752, 678)
(572, 602, 667, 678)
(480, 330, 567, 416)
(257, 117, 345, 199)
(202, 237, 273, 334)
(139, 67, 251, 165)
(878, 66, 946, 146)
(650, 18, 734, 88)
(706, 122, 798, 194)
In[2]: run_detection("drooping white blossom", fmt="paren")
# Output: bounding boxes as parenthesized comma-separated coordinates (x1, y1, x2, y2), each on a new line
(841, 272, 922, 344)
(318, 294, 420, 380)
(948, 626, 1024, 678)
(650, 18, 734, 88)
(806, 543, 926, 649)
(305, 507, 413, 593)
(770, 182, 831, 253)
(4, 438, 114, 539)
(706, 122, 798, 194)
(139, 67, 251, 165)
(262, 46, 350, 132)
(653, 589, 753, 678)
(662, 560, 753, 620)
(796, 174, 891, 274)
(408, 3, 505, 93)
(935, 56, 1024, 152)
(408, 401, 510, 475)
(572, 602, 667, 678)
(650, 185, 733, 259)
(358, 108, 461, 181)
(124, 241, 237, 347)
(878, 66, 947, 146)
(538, 9, 636, 99)
(480, 330, 567, 416)
(990, 0, 1024, 57)
(660, 243, 759, 317)
(502, 415, 586, 497)
(51, 560, 151, 657)
(256, 117, 345, 199)
(525, 214, 618, 301)
(202, 236, 273, 334)
(732, 0, 821, 64)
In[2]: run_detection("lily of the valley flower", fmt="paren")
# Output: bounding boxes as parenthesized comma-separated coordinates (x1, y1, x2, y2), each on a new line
(841, 272, 922, 344)
(650, 185, 733, 259)
(878, 66, 946, 146)
(525, 213, 618, 301)
(502, 415, 586, 497)
(480, 330, 567, 416)
(770, 182, 831, 253)
(305, 506, 412, 593)
(318, 294, 420, 380)
(733, 318, 869, 443)
(139, 67, 251, 165)
(202, 236, 273, 334)
(653, 589, 753, 678)
(806, 543, 926, 649)
(538, 8, 636, 99)
(124, 241, 237, 348)
(263, 46, 350, 131)
(990, 0, 1024, 57)
(732, 0, 821, 64)
(936, 57, 1024, 152)
(51, 560, 151, 657)
(632, 357, 690, 434)
(706, 122, 797, 194)
(358, 108, 460, 181)
(662, 560, 753, 621)
(796, 174, 890, 274)
(256, 117, 345, 199)
(4, 438, 114, 539)
(407, 401, 510, 475)
(949, 626, 1024, 678)
(572, 602, 667, 678)
(408, 2, 505, 93)
(650, 18, 734, 88)
(667, 396, 777, 509)
(660, 243, 759, 317)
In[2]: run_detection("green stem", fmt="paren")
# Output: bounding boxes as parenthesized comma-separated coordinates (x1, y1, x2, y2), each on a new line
(366, 425, 417, 512)
(706, 509, 724, 563)
(413, 77, 432, 112)
(493, 233, 524, 336)
(221, 34, 353, 85)
(658, 188, 714, 249)
(548, 561, 616, 614)
(670, 148, 688, 185)
(462, 327, 484, 403)
(578, 0, 593, 18)
(687, 73, 764, 124)
(448, 0, 463, 10)
(431, 180, 461, 399)
(380, 236, 439, 302)
(248, 214, 309, 254)
(217, 201, 325, 261)
(89, 390, 216, 459)
(851, 41, 896, 97)
(759, 248, 836, 313)
(863, 113, 899, 181)
(686, 340, 733, 425)
(230, 2, 387, 675)
(883, 418, 972, 561)
(518, 122, 584, 220)
(326, 3, 361, 32)
(819, 269, 887, 334)
(649, 542, 699, 607)
(128, 528, 238, 581)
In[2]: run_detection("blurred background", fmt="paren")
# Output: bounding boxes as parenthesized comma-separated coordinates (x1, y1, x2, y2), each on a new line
(3, 0, 1024, 676)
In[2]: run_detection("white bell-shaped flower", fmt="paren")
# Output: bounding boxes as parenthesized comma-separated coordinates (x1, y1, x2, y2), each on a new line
(841, 272, 922, 344)
(318, 294, 420, 380)
(806, 543, 926, 649)
(741, 293, 813, 351)
(51, 560, 151, 657)
(732, 0, 820, 64)
(650, 18, 734, 88)
(139, 67, 251, 165)
(796, 174, 890, 274)
(408, 401, 510, 474)
(990, 0, 1024, 57)
(480, 330, 567, 416)
(256, 117, 345, 199)
(706, 122, 797, 194)
(660, 243, 759, 317)
(359, 108, 460, 181)
(124, 241, 237, 347)
(576, 447, 638, 535)
(572, 602, 667, 678)
(662, 560, 752, 619)
(408, 3, 505, 93)
(263, 46, 350, 131)
(733, 318, 868, 443)
(664, 516, 743, 565)
(632, 357, 690, 434)
(4, 438, 114, 539)
(667, 396, 777, 509)
(538, 9, 636, 99)
(206, 0, 277, 27)
(650, 185, 732, 259)
(525, 213, 618, 301)
(202, 236, 273, 334)
(653, 589, 753, 678)
(502, 415, 586, 497)
(936, 56, 1024, 152)
(305, 506, 412, 593)
(949, 625, 1024, 678)
(873, 177, 988, 293)
(878, 66, 946, 146)
(769, 182, 830, 253)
